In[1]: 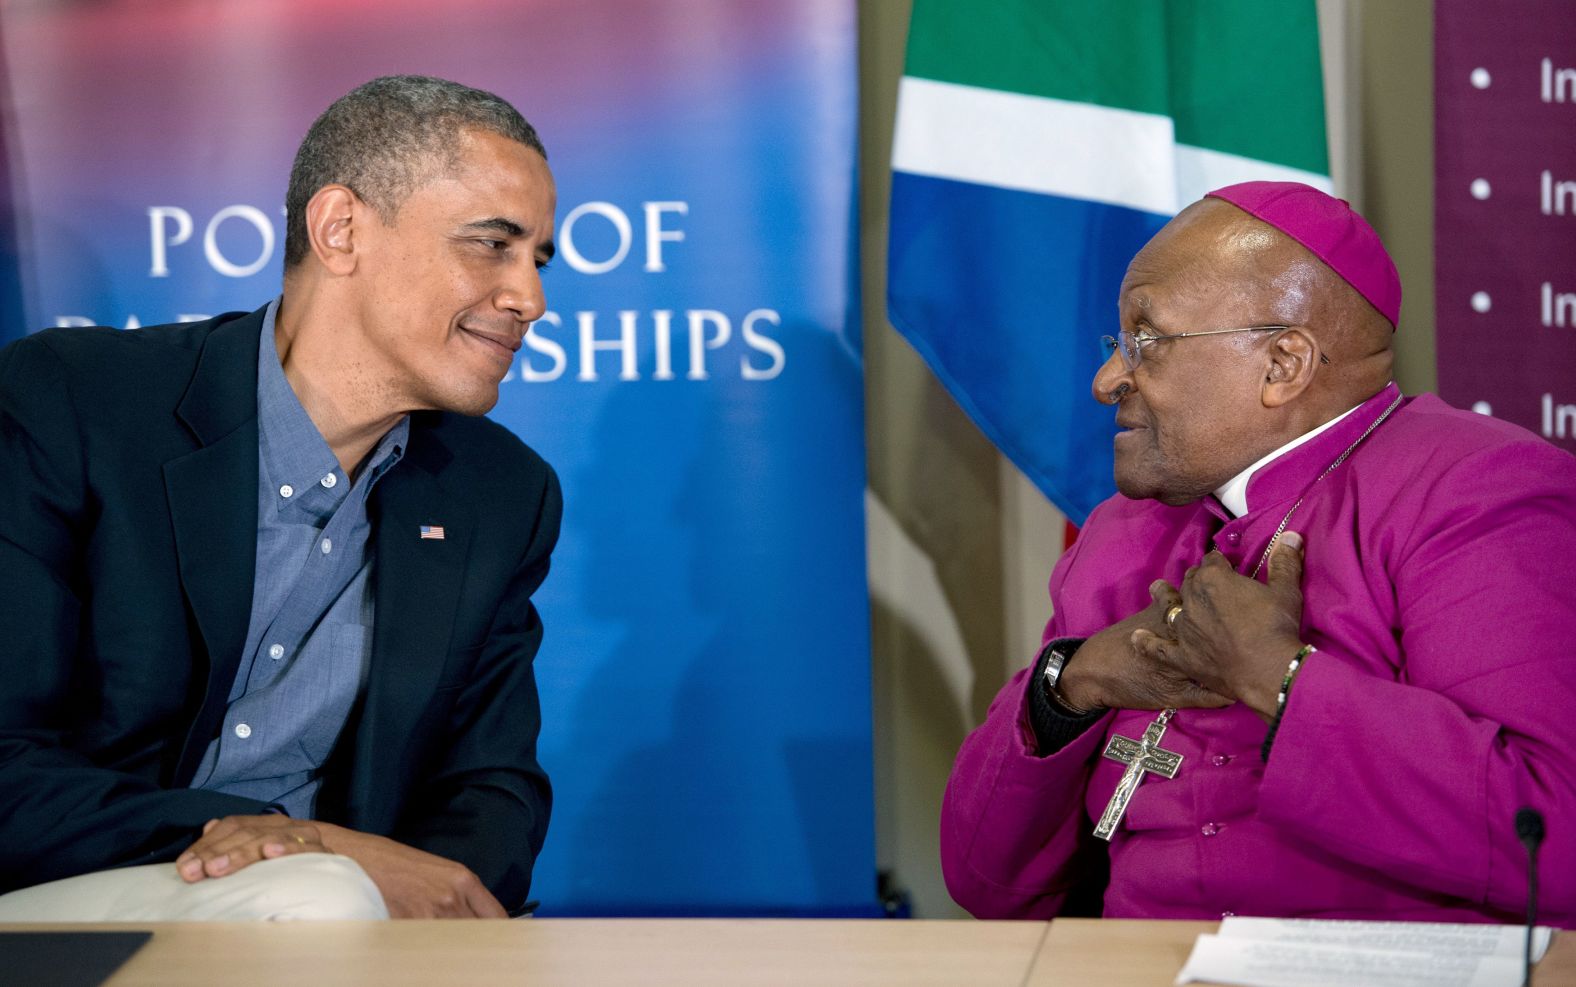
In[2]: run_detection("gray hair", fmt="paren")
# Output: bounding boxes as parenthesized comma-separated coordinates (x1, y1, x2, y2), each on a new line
(283, 75, 546, 267)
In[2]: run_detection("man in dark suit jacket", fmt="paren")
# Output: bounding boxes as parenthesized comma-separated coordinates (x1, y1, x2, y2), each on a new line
(0, 76, 561, 919)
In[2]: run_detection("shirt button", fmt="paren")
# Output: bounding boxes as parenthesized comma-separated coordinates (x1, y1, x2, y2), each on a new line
(268, 643, 284, 660)
(1211, 754, 1232, 767)
(1226, 531, 1241, 545)
(320, 473, 338, 489)
(1221, 911, 1236, 918)
(321, 538, 332, 555)
(1201, 822, 1220, 837)
(279, 484, 294, 499)
(234, 723, 252, 739)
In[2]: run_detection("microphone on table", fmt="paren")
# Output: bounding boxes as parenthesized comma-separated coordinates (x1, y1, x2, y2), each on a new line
(1515, 806, 1545, 987)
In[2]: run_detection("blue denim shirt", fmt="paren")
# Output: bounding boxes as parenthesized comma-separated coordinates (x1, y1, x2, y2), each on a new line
(189, 299, 408, 816)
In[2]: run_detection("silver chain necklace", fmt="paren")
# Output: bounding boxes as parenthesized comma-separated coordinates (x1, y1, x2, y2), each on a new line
(1247, 392, 1404, 579)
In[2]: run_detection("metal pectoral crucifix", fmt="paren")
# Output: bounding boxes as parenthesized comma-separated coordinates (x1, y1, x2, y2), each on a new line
(1092, 708, 1182, 841)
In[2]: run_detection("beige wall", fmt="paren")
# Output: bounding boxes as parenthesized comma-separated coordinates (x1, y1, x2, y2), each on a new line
(860, 0, 1436, 918)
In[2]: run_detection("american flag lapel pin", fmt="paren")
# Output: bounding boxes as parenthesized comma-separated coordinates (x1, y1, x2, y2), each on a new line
(419, 525, 446, 540)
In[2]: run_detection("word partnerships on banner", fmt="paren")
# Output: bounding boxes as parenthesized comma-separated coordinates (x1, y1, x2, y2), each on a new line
(52, 198, 786, 384)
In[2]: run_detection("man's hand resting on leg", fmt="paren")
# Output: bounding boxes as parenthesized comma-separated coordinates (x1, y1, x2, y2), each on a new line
(176, 815, 506, 918)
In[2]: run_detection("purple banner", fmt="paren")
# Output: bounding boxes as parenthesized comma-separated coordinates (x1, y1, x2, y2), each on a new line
(1435, 0, 1576, 453)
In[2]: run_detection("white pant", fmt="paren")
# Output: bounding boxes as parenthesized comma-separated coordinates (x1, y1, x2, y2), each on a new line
(0, 854, 389, 921)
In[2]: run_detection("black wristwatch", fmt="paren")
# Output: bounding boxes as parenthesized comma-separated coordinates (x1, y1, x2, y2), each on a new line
(1039, 640, 1090, 715)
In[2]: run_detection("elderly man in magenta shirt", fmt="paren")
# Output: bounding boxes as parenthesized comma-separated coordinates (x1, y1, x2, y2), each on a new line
(941, 181, 1576, 926)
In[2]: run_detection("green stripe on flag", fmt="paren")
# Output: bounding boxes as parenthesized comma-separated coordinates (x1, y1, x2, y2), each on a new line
(903, 0, 1328, 176)
(1168, 2, 1328, 174)
(904, 0, 1171, 116)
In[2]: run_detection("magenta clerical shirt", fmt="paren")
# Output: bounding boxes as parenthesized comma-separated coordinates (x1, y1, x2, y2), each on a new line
(941, 383, 1576, 925)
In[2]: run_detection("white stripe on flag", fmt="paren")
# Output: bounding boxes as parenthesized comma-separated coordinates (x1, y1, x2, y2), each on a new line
(893, 77, 1335, 218)
(892, 76, 1177, 216)
(1174, 144, 1333, 207)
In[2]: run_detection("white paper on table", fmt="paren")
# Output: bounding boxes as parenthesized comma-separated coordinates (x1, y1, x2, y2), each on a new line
(1174, 934, 1528, 987)
(1217, 917, 1553, 962)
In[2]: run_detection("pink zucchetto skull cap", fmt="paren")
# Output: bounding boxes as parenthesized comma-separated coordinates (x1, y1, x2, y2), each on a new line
(1205, 181, 1402, 329)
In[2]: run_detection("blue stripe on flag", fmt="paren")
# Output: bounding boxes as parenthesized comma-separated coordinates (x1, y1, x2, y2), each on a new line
(887, 171, 1168, 523)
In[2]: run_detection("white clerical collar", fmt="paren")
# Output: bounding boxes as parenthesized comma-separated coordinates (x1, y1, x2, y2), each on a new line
(1213, 403, 1364, 518)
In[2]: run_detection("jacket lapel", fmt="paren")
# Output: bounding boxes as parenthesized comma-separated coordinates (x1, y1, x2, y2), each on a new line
(164, 309, 264, 782)
(345, 421, 473, 829)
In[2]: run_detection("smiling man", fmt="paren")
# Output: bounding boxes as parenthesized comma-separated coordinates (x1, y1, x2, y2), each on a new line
(941, 182, 1576, 925)
(0, 76, 561, 920)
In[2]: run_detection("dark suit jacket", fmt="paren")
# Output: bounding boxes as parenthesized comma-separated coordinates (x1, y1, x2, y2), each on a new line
(0, 307, 560, 912)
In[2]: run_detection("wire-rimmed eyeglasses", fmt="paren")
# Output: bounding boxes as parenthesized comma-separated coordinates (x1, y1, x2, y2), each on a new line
(1100, 325, 1292, 372)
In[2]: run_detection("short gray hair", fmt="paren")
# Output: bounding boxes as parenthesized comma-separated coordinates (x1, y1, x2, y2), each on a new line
(283, 75, 546, 268)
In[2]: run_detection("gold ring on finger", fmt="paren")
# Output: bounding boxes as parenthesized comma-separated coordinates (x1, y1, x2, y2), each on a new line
(292, 835, 307, 846)
(1165, 603, 1184, 628)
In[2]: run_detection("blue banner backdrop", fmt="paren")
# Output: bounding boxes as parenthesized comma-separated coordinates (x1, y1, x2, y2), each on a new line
(0, 0, 875, 915)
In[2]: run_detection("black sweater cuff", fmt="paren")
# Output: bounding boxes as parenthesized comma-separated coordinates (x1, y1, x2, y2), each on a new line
(1026, 637, 1107, 756)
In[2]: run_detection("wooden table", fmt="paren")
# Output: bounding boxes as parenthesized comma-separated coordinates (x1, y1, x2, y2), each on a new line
(1028, 920, 1575, 987)
(1029, 919, 1216, 985)
(4, 918, 1569, 986)
(15, 920, 1046, 987)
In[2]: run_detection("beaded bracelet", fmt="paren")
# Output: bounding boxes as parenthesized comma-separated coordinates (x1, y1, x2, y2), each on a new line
(1276, 644, 1318, 710)
(1262, 644, 1316, 762)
